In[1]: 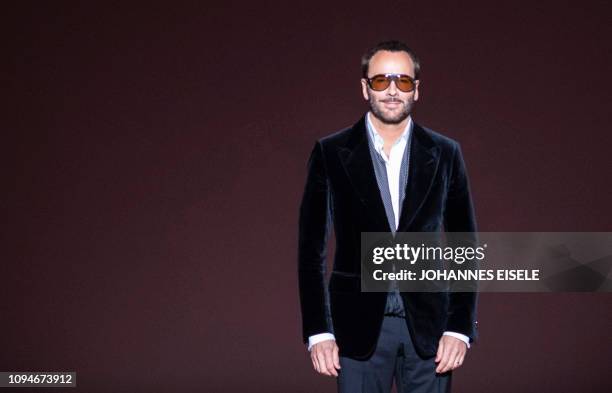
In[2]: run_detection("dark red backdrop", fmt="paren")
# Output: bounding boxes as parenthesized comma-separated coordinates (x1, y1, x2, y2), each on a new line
(3, 1, 611, 392)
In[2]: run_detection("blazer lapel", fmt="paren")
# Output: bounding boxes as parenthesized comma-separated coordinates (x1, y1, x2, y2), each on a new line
(337, 116, 441, 233)
(397, 122, 440, 231)
(337, 115, 392, 233)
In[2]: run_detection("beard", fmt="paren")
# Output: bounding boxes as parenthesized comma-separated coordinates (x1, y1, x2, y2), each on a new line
(368, 93, 415, 125)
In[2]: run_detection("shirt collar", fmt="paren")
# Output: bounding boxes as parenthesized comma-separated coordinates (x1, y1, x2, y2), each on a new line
(365, 112, 412, 151)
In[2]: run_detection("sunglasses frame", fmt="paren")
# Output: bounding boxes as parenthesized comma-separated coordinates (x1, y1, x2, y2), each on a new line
(365, 73, 417, 92)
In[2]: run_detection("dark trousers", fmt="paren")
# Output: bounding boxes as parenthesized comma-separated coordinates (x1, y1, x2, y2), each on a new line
(337, 316, 452, 393)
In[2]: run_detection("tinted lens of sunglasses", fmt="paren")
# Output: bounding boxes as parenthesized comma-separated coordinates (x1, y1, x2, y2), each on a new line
(369, 75, 392, 91)
(395, 76, 415, 92)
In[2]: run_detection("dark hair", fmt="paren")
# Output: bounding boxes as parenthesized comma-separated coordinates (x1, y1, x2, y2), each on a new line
(361, 40, 420, 79)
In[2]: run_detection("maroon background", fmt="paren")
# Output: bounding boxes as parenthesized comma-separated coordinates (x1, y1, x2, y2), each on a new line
(3, 1, 612, 392)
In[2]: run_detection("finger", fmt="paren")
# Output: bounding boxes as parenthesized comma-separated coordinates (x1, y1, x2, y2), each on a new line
(333, 344, 341, 370)
(453, 358, 462, 369)
(436, 352, 450, 374)
(435, 339, 445, 363)
(311, 350, 320, 373)
(446, 348, 461, 372)
(454, 353, 466, 369)
(449, 346, 463, 371)
(438, 344, 458, 374)
(435, 342, 449, 373)
(316, 350, 332, 376)
(324, 348, 338, 377)
(447, 343, 463, 371)
(451, 345, 467, 369)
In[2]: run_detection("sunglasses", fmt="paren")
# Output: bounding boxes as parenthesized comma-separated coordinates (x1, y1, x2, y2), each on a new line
(365, 73, 417, 92)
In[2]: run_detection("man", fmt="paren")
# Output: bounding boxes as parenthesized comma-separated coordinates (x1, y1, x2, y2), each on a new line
(297, 40, 478, 393)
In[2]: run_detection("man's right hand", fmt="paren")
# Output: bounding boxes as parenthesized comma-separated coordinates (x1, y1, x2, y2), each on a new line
(310, 339, 341, 377)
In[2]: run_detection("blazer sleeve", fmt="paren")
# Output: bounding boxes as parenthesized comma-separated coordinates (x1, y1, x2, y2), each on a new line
(298, 141, 334, 344)
(443, 141, 479, 342)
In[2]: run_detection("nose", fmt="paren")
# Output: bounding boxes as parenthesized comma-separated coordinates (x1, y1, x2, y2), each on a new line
(387, 80, 398, 95)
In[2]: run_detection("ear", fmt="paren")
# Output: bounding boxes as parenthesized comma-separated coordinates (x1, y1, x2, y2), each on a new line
(361, 78, 370, 101)
(413, 79, 420, 102)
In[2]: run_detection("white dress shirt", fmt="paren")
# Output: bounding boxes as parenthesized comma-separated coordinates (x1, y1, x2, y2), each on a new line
(307, 112, 470, 351)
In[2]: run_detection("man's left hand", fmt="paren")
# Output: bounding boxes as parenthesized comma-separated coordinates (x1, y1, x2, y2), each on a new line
(435, 335, 467, 373)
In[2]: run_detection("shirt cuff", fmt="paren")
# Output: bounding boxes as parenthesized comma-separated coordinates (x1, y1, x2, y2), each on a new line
(442, 331, 471, 349)
(307, 333, 336, 351)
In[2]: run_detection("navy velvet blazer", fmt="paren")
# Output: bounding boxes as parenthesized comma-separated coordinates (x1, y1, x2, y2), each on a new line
(298, 114, 478, 359)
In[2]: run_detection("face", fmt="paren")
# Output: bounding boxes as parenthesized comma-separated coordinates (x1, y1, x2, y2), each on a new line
(361, 50, 420, 125)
